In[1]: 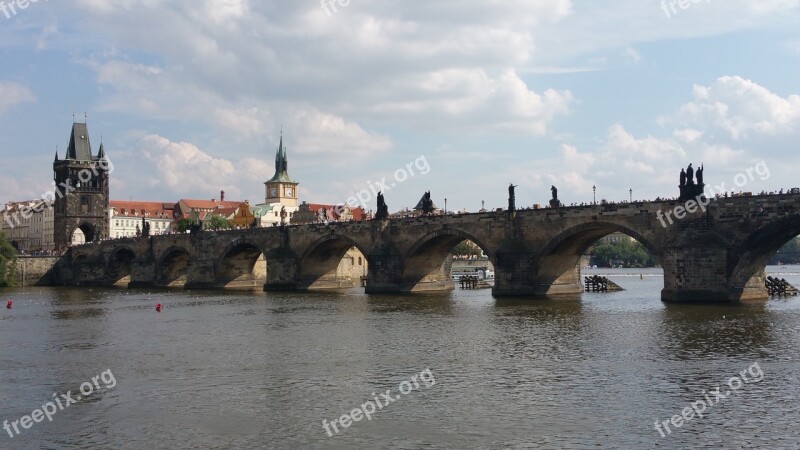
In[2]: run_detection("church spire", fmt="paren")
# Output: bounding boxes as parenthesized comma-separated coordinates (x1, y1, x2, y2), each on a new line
(267, 133, 295, 183)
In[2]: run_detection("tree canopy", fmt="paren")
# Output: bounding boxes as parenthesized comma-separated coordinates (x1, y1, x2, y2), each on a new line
(205, 215, 233, 231)
(450, 240, 484, 258)
(589, 239, 656, 268)
(0, 231, 17, 287)
(769, 237, 800, 265)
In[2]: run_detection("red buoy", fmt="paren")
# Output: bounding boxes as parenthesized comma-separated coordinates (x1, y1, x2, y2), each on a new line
(6, 301, 12, 309)
(155, 303, 162, 312)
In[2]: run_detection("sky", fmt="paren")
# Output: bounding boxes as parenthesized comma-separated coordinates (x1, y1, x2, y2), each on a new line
(0, 0, 799, 213)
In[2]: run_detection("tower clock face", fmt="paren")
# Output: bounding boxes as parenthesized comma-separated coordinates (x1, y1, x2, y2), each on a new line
(286, 188, 294, 197)
(270, 188, 277, 197)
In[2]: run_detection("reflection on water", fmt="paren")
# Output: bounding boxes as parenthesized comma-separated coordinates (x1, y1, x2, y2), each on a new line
(1, 267, 799, 448)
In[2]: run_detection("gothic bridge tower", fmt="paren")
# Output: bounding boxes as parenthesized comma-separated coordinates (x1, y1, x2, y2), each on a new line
(53, 122, 110, 249)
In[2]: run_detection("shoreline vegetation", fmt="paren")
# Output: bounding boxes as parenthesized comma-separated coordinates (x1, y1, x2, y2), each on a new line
(588, 237, 800, 269)
(0, 231, 16, 287)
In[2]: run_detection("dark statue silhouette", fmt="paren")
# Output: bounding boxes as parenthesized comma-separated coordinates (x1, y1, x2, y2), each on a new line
(679, 163, 706, 202)
(508, 183, 517, 212)
(374, 191, 389, 220)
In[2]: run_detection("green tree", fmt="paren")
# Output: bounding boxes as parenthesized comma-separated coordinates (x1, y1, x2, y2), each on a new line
(205, 215, 232, 231)
(0, 231, 17, 287)
(451, 240, 483, 258)
(769, 237, 800, 265)
(175, 218, 194, 233)
(589, 239, 656, 268)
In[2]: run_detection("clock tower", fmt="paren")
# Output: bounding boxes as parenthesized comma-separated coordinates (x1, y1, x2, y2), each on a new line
(264, 134, 298, 207)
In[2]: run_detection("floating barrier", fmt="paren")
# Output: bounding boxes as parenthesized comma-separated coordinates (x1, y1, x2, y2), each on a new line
(765, 276, 799, 297)
(584, 275, 624, 292)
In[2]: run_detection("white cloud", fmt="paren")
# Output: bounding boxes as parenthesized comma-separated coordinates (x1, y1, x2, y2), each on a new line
(0, 82, 35, 113)
(139, 135, 237, 195)
(667, 76, 800, 140)
(214, 107, 266, 138)
(288, 108, 392, 159)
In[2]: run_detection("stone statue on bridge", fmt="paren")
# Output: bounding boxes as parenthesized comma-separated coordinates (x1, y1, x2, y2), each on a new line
(679, 163, 706, 202)
(374, 191, 389, 220)
(508, 183, 517, 213)
(422, 191, 434, 215)
(280, 206, 287, 225)
(549, 185, 561, 208)
(141, 217, 150, 238)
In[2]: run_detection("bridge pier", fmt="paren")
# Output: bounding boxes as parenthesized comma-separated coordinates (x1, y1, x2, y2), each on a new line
(736, 270, 770, 302)
(363, 254, 455, 294)
(492, 248, 584, 297)
(263, 251, 299, 291)
(660, 237, 752, 303)
(492, 250, 539, 296)
(128, 259, 155, 288)
(184, 259, 218, 289)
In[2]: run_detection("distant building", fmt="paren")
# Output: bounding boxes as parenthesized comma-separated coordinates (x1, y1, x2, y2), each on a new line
(109, 201, 175, 238)
(290, 202, 366, 225)
(598, 232, 635, 244)
(2, 200, 34, 251)
(174, 197, 243, 222)
(214, 201, 257, 229)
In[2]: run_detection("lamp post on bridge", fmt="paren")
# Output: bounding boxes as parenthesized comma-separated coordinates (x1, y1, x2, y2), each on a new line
(444, 198, 447, 215)
(593, 185, 596, 205)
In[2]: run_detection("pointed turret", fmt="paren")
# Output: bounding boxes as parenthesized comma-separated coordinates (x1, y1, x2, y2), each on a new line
(98, 142, 106, 159)
(267, 135, 295, 183)
(54, 149, 59, 163)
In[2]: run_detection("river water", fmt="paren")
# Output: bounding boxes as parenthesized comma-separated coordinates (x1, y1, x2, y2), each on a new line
(1, 267, 800, 449)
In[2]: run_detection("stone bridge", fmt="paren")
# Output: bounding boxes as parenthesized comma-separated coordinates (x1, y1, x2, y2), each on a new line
(54, 193, 800, 303)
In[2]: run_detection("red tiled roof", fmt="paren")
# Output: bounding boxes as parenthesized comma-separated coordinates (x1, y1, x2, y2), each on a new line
(180, 199, 242, 210)
(305, 204, 365, 221)
(110, 200, 174, 218)
(214, 206, 238, 216)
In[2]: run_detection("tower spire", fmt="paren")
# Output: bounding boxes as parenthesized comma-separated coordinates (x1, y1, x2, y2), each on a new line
(267, 131, 295, 183)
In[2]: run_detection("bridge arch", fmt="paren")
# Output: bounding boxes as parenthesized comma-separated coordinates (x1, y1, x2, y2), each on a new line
(401, 228, 495, 293)
(215, 239, 268, 290)
(156, 246, 191, 287)
(71, 222, 97, 245)
(728, 214, 800, 294)
(106, 246, 137, 286)
(297, 234, 370, 290)
(541, 221, 660, 259)
(535, 221, 661, 295)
